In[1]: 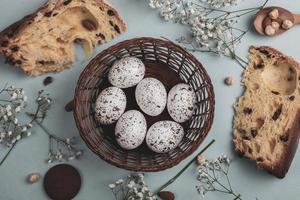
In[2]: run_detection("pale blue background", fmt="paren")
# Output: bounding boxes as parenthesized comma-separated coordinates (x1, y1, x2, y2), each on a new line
(0, 0, 299, 199)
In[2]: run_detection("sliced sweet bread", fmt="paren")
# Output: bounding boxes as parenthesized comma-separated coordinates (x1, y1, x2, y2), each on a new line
(233, 46, 300, 178)
(0, 0, 126, 75)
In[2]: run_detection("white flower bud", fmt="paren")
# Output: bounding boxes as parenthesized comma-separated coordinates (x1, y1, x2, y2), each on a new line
(16, 135, 21, 141)
(180, 9, 186, 17)
(15, 106, 21, 112)
(11, 93, 17, 100)
(68, 156, 76, 161)
(6, 105, 11, 111)
(7, 111, 12, 117)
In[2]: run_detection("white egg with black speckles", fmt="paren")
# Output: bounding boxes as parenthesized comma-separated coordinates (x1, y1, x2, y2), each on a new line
(108, 57, 145, 88)
(167, 83, 197, 123)
(95, 87, 127, 125)
(135, 78, 167, 116)
(146, 121, 184, 153)
(115, 110, 147, 150)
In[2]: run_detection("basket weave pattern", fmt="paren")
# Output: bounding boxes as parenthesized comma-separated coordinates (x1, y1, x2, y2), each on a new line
(74, 37, 215, 172)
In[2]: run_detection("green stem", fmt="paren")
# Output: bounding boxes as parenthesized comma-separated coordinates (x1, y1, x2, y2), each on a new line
(261, 0, 270, 9)
(153, 139, 215, 195)
(0, 141, 17, 166)
(0, 105, 41, 167)
(226, 8, 259, 20)
(0, 99, 11, 103)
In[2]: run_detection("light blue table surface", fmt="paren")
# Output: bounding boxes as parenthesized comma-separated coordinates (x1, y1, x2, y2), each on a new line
(0, 0, 300, 199)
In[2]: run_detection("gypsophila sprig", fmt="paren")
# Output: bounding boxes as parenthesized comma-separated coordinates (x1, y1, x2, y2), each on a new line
(147, 0, 269, 68)
(109, 173, 157, 200)
(196, 155, 242, 199)
(0, 85, 31, 147)
(26, 91, 83, 164)
(0, 86, 83, 167)
(43, 126, 83, 163)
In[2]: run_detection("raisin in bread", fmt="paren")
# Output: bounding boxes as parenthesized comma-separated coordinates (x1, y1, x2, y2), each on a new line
(233, 46, 300, 178)
(0, 0, 126, 75)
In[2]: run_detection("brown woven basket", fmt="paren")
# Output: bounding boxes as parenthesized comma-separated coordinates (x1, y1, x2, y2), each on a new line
(73, 37, 215, 172)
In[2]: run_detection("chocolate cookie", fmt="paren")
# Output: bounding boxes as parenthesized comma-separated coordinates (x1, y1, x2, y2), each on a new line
(43, 164, 81, 200)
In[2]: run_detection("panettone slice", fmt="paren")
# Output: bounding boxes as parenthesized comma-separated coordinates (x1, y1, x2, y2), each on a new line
(233, 46, 300, 178)
(0, 0, 126, 75)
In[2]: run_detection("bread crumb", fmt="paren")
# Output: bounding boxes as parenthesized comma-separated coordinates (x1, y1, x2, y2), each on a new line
(224, 77, 234, 86)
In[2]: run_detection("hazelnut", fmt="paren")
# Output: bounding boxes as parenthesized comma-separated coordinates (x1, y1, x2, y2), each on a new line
(197, 155, 206, 165)
(268, 9, 279, 19)
(224, 76, 234, 86)
(27, 173, 40, 184)
(282, 19, 293, 30)
(265, 25, 276, 36)
(271, 21, 280, 30)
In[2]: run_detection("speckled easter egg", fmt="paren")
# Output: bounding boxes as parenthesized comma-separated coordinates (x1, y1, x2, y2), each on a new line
(167, 83, 197, 123)
(108, 57, 145, 88)
(146, 121, 184, 153)
(135, 78, 167, 116)
(95, 87, 127, 125)
(115, 110, 147, 150)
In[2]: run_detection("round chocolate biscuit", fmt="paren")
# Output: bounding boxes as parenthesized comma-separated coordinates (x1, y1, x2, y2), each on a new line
(43, 164, 81, 200)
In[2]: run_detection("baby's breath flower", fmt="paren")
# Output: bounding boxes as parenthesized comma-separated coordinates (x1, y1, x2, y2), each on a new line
(0, 86, 83, 166)
(145, 0, 268, 68)
(108, 184, 116, 189)
(109, 173, 157, 200)
(196, 155, 243, 199)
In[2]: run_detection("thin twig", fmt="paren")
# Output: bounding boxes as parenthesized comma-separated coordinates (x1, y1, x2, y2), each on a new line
(153, 139, 215, 195)
(0, 141, 17, 166)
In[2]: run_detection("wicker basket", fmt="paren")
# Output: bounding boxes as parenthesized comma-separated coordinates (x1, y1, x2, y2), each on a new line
(73, 37, 215, 172)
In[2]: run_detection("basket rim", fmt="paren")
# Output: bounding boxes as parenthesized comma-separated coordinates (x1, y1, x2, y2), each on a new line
(73, 37, 215, 172)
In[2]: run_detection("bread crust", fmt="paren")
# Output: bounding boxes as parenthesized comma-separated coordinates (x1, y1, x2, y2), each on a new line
(0, 0, 125, 40)
(0, 0, 126, 75)
(234, 46, 300, 178)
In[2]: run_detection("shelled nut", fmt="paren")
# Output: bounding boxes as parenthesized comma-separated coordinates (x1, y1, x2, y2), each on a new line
(271, 21, 280, 30)
(224, 76, 234, 86)
(268, 9, 279, 19)
(27, 173, 40, 184)
(197, 155, 206, 165)
(265, 25, 276, 36)
(282, 20, 293, 30)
